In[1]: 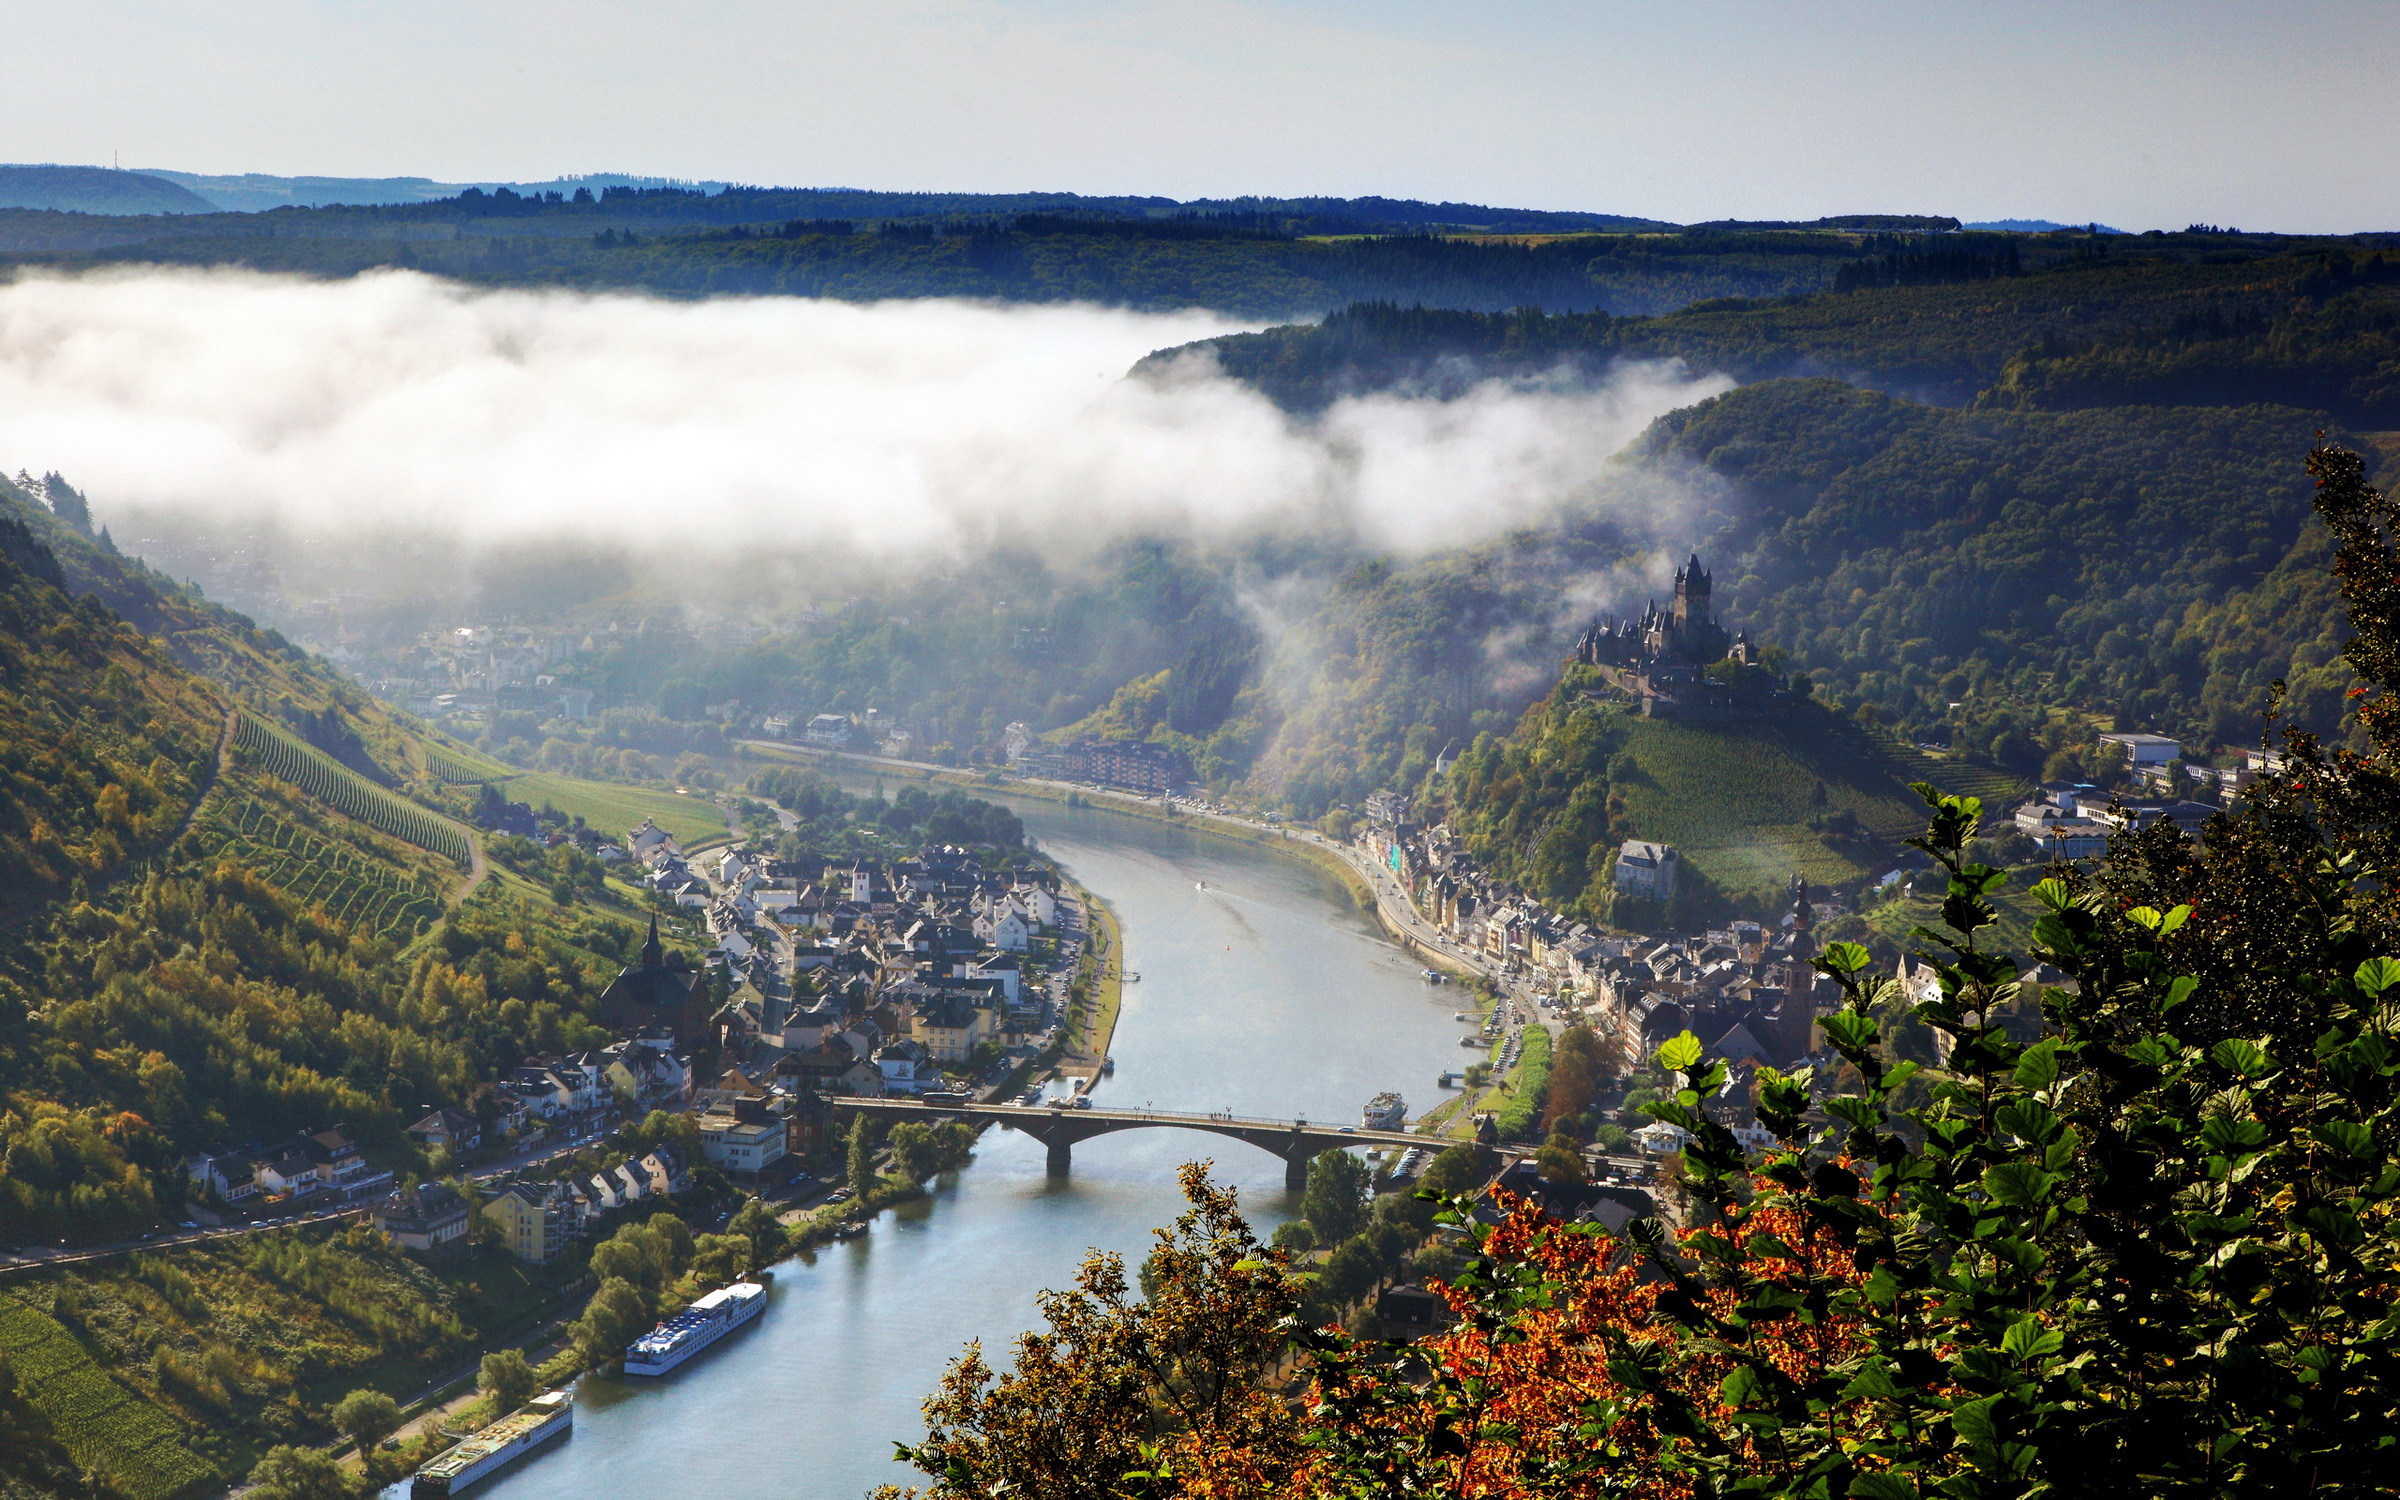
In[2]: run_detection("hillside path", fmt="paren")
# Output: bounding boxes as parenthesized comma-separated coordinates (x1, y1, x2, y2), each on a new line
(452, 830, 489, 905)
(167, 700, 240, 848)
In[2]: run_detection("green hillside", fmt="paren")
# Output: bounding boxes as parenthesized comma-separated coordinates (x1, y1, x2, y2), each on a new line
(502, 774, 727, 846)
(1606, 714, 1931, 898)
(1434, 668, 2009, 920)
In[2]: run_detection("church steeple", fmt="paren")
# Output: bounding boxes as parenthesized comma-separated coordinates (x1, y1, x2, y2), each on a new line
(642, 913, 663, 971)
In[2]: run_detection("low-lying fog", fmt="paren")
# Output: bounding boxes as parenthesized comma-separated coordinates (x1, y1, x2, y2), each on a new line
(0, 267, 1729, 573)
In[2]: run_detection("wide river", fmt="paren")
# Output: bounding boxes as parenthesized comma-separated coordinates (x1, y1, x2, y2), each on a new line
(463, 795, 1468, 1500)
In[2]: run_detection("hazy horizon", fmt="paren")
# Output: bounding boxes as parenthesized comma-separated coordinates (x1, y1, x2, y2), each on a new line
(7, 2, 2395, 235)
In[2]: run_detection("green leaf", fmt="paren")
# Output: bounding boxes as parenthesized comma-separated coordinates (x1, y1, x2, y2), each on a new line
(1981, 1161, 2057, 1207)
(2031, 913, 2081, 955)
(2356, 956, 2400, 997)
(1655, 1031, 1704, 1074)
(2127, 906, 2168, 932)
(2029, 877, 2072, 911)
(2209, 1038, 2274, 1079)
(1719, 1363, 1767, 1409)
(2164, 976, 2199, 1012)
(2315, 1120, 2375, 1158)
(1819, 941, 1871, 974)
(1950, 1394, 2004, 1447)
(2012, 1039, 2062, 1091)
(1995, 1099, 2062, 1146)
(1848, 1476, 1918, 1500)
(2001, 1315, 2064, 1360)
(1821, 1010, 1880, 1054)
(2199, 1116, 2268, 1155)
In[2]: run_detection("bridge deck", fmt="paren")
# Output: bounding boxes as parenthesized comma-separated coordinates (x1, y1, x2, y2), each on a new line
(835, 1097, 1432, 1153)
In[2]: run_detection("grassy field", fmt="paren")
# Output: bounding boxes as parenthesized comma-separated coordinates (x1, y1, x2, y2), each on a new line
(1608, 714, 1933, 901)
(1600, 704, 2039, 904)
(488, 773, 730, 846)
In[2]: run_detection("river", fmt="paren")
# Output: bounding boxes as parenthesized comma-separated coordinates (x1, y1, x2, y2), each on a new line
(461, 794, 1466, 1500)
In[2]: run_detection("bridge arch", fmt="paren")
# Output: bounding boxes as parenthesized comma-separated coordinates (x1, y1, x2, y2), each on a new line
(830, 1100, 1419, 1191)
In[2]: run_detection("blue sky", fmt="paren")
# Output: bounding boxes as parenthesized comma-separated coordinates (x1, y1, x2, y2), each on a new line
(5, 0, 2393, 231)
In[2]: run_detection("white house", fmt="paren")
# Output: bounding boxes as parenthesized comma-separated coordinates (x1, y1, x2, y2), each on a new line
(875, 1037, 938, 1095)
(2098, 732, 2180, 767)
(1012, 884, 1058, 927)
(1632, 1121, 1693, 1155)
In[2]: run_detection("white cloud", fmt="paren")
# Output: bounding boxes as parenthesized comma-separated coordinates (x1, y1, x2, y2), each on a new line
(0, 266, 1729, 561)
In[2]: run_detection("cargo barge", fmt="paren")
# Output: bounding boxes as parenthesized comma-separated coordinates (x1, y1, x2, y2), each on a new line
(409, 1389, 572, 1498)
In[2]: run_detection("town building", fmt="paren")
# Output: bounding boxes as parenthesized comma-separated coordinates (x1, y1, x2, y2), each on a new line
(483, 1181, 582, 1263)
(1613, 841, 1680, 902)
(695, 1097, 790, 1174)
(407, 1108, 481, 1155)
(372, 1183, 472, 1254)
(596, 915, 712, 1044)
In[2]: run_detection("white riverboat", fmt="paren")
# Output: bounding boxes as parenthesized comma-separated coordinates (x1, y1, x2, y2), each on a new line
(1361, 1092, 1407, 1131)
(409, 1390, 572, 1498)
(622, 1282, 768, 1376)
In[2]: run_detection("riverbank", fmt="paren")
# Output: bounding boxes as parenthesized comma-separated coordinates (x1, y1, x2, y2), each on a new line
(1060, 887, 1125, 1078)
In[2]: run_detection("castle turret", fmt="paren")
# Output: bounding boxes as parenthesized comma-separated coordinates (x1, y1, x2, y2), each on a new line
(1673, 553, 1711, 631)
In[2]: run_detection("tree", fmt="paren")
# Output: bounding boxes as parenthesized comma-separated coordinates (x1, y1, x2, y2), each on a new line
(879, 1164, 1301, 1500)
(1415, 1142, 1490, 1200)
(568, 1277, 650, 1369)
(690, 1231, 751, 1287)
(329, 1387, 401, 1454)
(1268, 1219, 1316, 1254)
(1299, 1149, 1369, 1245)
(727, 1195, 785, 1270)
(847, 1116, 878, 1195)
(1532, 1140, 1585, 1182)
(246, 1445, 356, 1500)
(888, 1120, 939, 1182)
(477, 1349, 536, 1413)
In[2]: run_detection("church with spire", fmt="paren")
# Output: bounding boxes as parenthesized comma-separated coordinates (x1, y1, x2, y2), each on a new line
(1572, 553, 1766, 721)
(597, 914, 712, 1046)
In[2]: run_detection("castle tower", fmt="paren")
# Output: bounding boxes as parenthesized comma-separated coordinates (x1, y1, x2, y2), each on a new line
(1673, 553, 1711, 631)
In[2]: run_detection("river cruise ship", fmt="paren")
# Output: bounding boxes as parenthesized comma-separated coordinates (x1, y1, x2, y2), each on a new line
(409, 1390, 572, 1498)
(622, 1281, 767, 1376)
(1362, 1092, 1407, 1130)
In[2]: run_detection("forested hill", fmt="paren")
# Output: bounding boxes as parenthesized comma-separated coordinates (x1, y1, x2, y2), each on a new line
(1603, 379, 2358, 765)
(0, 192, 2307, 320)
(1167, 238, 2400, 419)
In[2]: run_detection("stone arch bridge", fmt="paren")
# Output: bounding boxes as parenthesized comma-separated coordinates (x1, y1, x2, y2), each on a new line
(831, 1098, 1429, 1190)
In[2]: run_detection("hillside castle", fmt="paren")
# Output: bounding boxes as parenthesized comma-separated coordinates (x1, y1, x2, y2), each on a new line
(1571, 555, 1764, 721)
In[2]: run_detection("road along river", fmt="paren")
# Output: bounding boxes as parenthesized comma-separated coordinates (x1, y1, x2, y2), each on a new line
(449, 792, 1470, 1500)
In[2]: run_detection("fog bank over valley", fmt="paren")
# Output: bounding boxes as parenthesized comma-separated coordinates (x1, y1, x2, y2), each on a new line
(0, 267, 1730, 597)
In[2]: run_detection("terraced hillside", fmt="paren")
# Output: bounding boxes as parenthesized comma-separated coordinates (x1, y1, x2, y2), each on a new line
(1441, 669, 2018, 920)
(232, 712, 474, 868)
(0, 1291, 213, 1500)
(186, 781, 452, 945)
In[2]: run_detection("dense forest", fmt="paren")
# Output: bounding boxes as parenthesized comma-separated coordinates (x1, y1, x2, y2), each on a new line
(1, 184, 2354, 322)
(1176, 238, 2400, 411)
